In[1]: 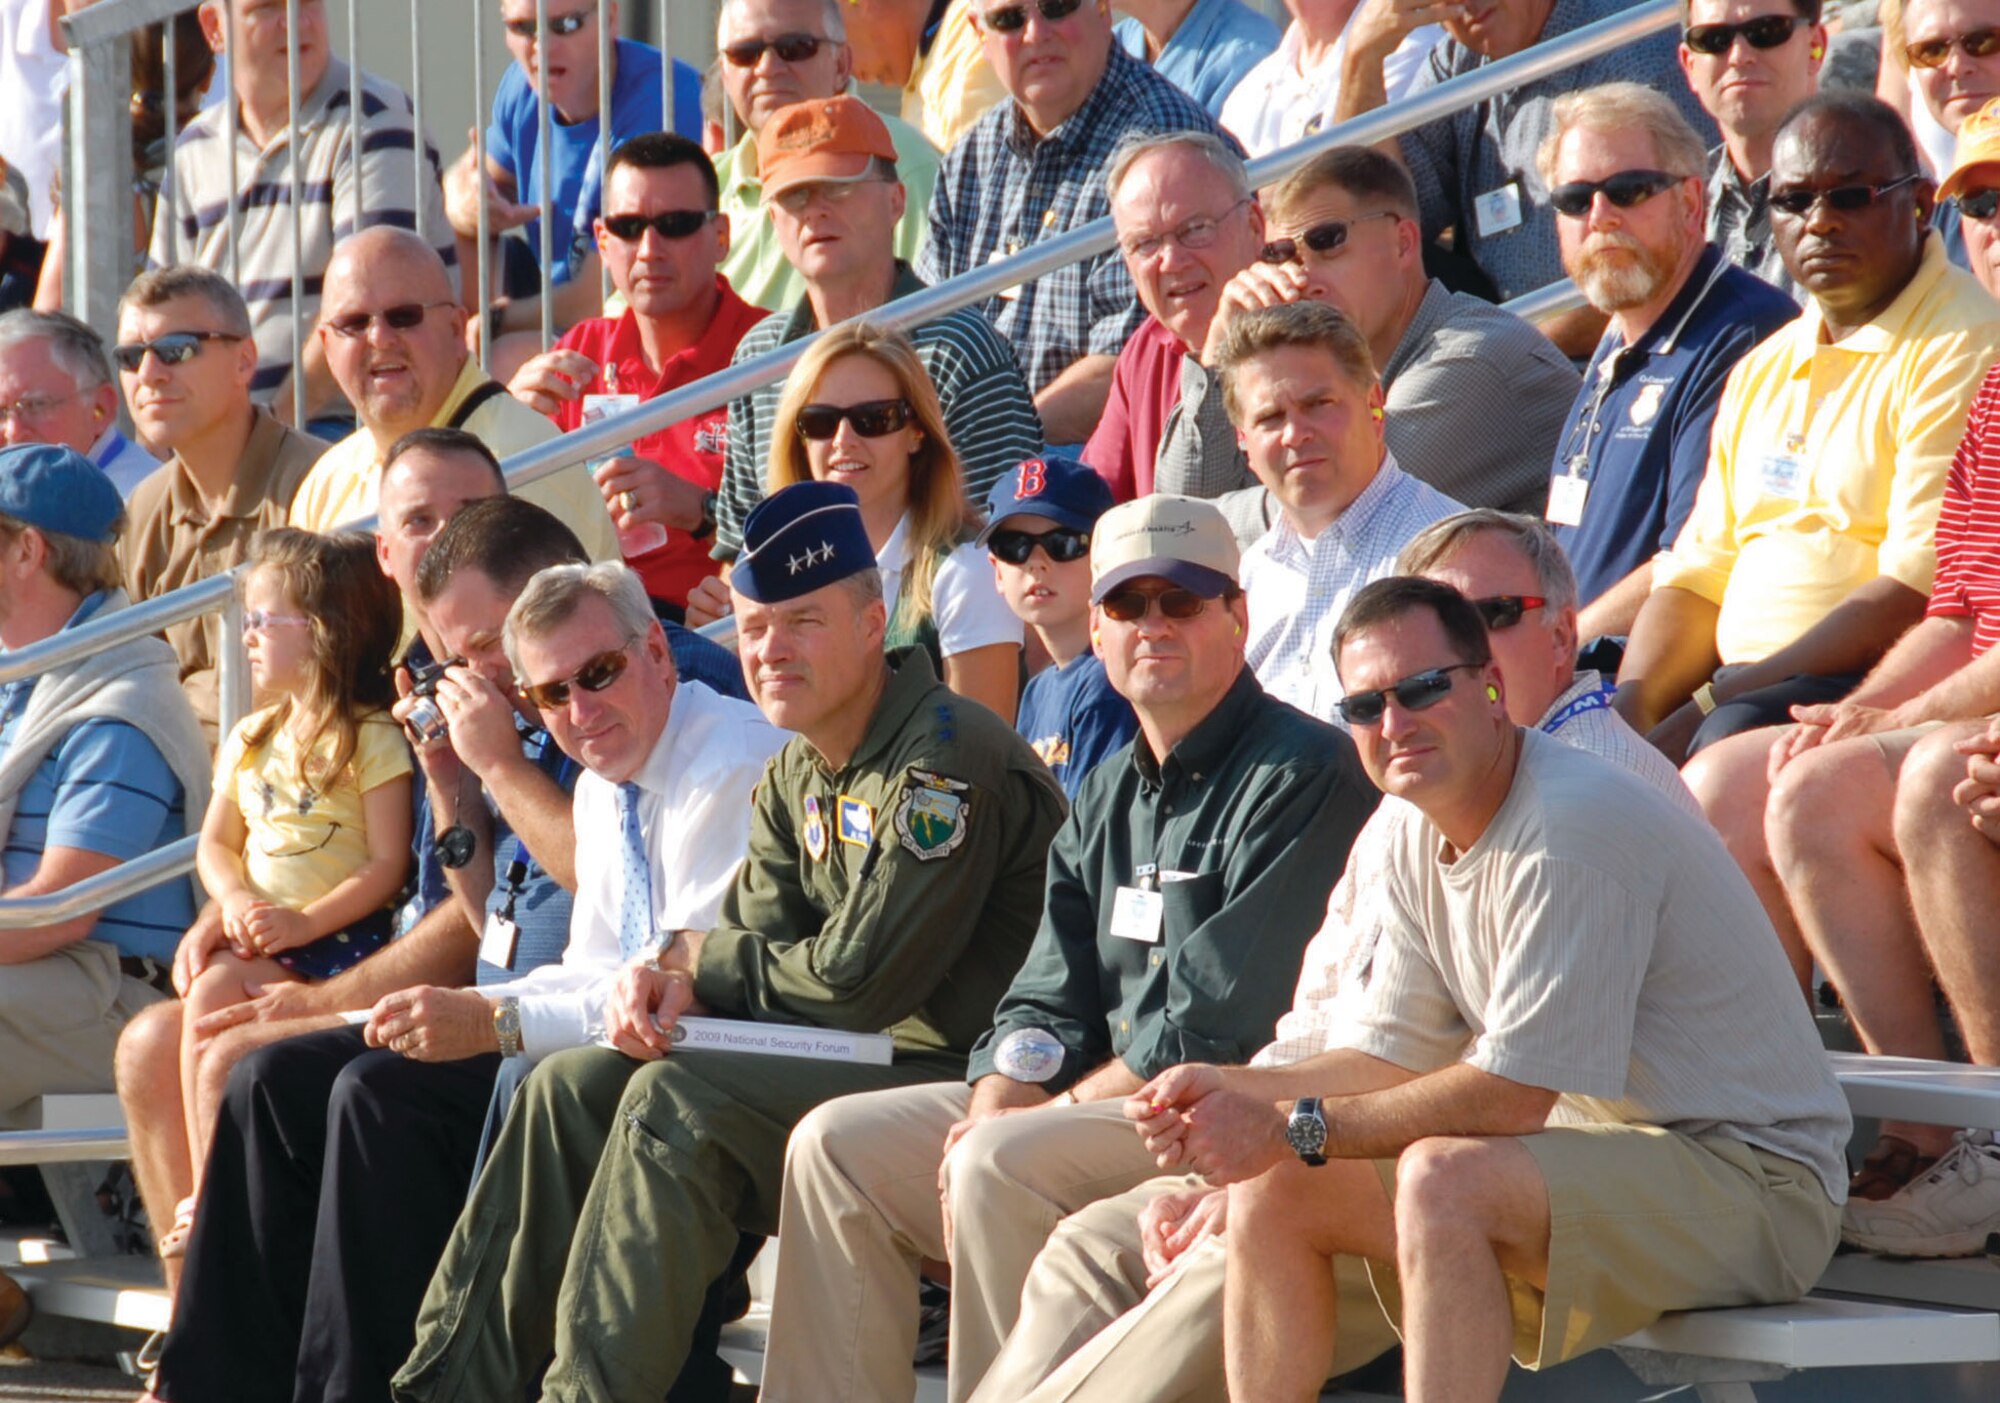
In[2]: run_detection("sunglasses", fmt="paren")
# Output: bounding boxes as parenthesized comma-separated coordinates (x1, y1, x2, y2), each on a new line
(987, 527, 1091, 565)
(504, 10, 589, 39)
(1335, 663, 1480, 728)
(1472, 594, 1546, 631)
(1547, 169, 1681, 219)
(1905, 28, 2000, 68)
(796, 399, 915, 440)
(1682, 14, 1807, 54)
(518, 639, 639, 712)
(1098, 586, 1213, 623)
(1120, 199, 1253, 261)
(1960, 187, 2000, 221)
(324, 301, 455, 339)
(602, 210, 718, 242)
(1768, 172, 1921, 217)
(112, 330, 243, 372)
(242, 609, 311, 633)
(981, 0, 1087, 33)
(720, 32, 826, 66)
(1260, 211, 1395, 265)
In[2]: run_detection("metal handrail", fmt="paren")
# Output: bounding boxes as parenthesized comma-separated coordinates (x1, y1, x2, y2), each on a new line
(4, 3, 1648, 927)
(0, 835, 198, 926)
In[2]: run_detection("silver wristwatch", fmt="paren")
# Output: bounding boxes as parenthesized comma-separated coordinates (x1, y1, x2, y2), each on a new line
(645, 929, 678, 967)
(493, 996, 522, 1058)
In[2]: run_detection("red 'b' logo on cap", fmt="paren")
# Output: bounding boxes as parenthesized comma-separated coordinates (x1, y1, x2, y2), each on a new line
(1017, 460, 1048, 498)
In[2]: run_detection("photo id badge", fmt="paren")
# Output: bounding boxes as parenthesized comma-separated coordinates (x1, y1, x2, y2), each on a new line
(1473, 181, 1524, 238)
(1758, 451, 1806, 500)
(581, 392, 641, 427)
(479, 913, 519, 971)
(1546, 473, 1589, 527)
(1109, 885, 1164, 943)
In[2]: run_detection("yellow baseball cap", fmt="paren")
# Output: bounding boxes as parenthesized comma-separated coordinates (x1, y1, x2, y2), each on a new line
(1940, 96, 2000, 201)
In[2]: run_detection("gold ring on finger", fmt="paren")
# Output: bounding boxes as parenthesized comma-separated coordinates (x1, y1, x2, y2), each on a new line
(618, 490, 637, 513)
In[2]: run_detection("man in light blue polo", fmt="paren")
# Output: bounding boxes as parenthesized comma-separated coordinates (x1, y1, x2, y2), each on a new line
(0, 444, 209, 1132)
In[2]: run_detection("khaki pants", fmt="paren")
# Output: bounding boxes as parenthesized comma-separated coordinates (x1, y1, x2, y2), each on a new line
(973, 1176, 1397, 1403)
(762, 1084, 1164, 1403)
(0, 940, 162, 1129)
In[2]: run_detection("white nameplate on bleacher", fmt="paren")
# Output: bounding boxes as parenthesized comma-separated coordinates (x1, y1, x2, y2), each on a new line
(667, 1018, 894, 1066)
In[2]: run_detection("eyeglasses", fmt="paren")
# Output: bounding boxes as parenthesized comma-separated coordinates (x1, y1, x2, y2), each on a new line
(981, 0, 1088, 34)
(601, 210, 718, 242)
(1905, 28, 2000, 68)
(323, 301, 456, 339)
(1260, 212, 1396, 265)
(770, 178, 886, 215)
(503, 10, 589, 39)
(1097, 586, 1213, 623)
(111, 330, 244, 373)
(1335, 663, 1481, 727)
(987, 527, 1092, 565)
(518, 638, 640, 712)
(0, 392, 79, 426)
(242, 610, 311, 633)
(1547, 169, 1682, 219)
(1960, 187, 2000, 221)
(796, 399, 915, 440)
(1682, 14, 1808, 54)
(1470, 594, 1546, 631)
(1767, 172, 1921, 217)
(720, 32, 827, 66)
(1120, 199, 1253, 261)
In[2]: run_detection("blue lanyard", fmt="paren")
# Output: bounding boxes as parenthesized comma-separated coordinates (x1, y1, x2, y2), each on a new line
(1540, 686, 1615, 736)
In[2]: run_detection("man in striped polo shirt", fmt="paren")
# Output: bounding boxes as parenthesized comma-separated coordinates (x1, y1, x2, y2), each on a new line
(150, 0, 452, 427)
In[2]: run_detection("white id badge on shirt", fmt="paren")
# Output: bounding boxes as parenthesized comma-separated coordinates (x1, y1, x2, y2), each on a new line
(1473, 182, 1524, 238)
(1758, 452, 1807, 499)
(989, 246, 1025, 301)
(1109, 885, 1165, 943)
(479, 913, 519, 970)
(1546, 474, 1590, 527)
(581, 392, 641, 426)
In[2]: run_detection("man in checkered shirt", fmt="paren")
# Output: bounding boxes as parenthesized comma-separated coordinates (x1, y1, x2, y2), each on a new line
(917, 0, 1235, 446)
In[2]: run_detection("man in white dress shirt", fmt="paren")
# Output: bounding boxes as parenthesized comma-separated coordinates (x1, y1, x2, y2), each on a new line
(1217, 299, 1458, 724)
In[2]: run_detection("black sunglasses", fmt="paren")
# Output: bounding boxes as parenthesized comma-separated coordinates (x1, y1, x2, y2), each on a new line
(602, 210, 717, 243)
(1768, 172, 1921, 217)
(112, 330, 244, 372)
(1336, 663, 1481, 728)
(1906, 28, 2000, 68)
(1472, 594, 1546, 631)
(987, 527, 1091, 565)
(1547, 169, 1682, 219)
(324, 301, 455, 339)
(1098, 586, 1211, 623)
(1682, 14, 1807, 54)
(796, 399, 915, 441)
(503, 10, 589, 39)
(982, 0, 1087, 34)
(1260, 212, 1395, 265)
(1960, 187, 2000, 221)
(518, 640, 638, 712)
(721, 32, 827, 66)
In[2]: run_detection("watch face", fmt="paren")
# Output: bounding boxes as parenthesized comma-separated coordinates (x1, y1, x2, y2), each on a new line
(1287, 1106, 1327, 1158)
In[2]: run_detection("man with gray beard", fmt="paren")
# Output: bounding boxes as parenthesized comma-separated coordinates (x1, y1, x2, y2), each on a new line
(1535, 82, 1797, 642)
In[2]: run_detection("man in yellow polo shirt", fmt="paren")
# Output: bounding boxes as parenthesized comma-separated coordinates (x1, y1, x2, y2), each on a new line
(1615, 94, 2000, 773)
(844, 0, 1010, 153)
(288, 227, 618, 561)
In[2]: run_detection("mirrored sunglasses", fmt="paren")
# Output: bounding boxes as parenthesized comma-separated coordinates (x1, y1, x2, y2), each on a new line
(519, 642, 638, 712)
(1906, 28, 2000, 68)
(504, 10, 589, 39)
(987, 527, 1092, 565)
(1260, 211, 1395, 265)
(1960, 187, 2000, 222)
(1335, 663, 1480, 728)
(112, 330, 243, 372)
(796, 399, 915, 441)
(1547, 169, 1681, 219)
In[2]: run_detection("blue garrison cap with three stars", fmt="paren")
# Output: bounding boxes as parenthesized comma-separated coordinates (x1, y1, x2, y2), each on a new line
(733, 480, 878, 604)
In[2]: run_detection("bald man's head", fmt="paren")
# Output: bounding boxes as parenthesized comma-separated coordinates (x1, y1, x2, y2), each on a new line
(317, 228, 471, 439)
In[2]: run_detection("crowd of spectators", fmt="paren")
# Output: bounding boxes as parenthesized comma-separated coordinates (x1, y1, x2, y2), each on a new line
(4, 1, 2000, 1401)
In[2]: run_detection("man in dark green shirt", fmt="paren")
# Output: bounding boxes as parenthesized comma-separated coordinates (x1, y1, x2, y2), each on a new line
(760, 494, 1379, 1403)
(393, 481, 1066, 1403)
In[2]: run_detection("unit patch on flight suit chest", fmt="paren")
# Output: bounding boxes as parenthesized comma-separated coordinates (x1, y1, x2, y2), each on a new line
(895, 769, 971, 861)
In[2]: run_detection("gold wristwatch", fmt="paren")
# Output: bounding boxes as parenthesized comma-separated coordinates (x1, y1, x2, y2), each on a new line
(493, 996, 522, 1057)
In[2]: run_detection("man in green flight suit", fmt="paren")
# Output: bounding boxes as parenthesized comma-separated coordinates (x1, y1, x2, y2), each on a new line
(392, 479, 1067, 1403)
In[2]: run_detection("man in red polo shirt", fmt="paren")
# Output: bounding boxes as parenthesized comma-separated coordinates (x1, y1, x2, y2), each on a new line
(508, 132, 764, 614)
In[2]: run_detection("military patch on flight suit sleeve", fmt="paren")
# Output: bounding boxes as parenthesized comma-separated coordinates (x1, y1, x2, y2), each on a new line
(894, 769, 972, 861)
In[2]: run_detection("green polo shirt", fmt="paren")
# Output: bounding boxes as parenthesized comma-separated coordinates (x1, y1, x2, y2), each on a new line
(968, 667, 1378, 1089)
(714, 110, 943, 312)
(694, 649, 1067, 1057)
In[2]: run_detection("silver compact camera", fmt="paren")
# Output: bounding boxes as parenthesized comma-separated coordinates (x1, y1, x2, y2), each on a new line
(403, 657, 450, 745)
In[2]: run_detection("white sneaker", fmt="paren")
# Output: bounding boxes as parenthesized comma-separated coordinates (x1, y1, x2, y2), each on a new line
(1841, 1129, 2000, 1257)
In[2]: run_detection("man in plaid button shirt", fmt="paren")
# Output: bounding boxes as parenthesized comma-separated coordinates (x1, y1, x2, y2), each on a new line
(918, 0, 1235, 446)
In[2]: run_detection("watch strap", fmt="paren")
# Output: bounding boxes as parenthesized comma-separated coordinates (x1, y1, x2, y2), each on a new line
(492, 996, 522, 1057)
(1691, 681, 1720, 716)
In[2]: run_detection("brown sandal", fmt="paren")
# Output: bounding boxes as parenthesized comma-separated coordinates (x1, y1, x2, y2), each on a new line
(1850, 1134, 1938, 1201)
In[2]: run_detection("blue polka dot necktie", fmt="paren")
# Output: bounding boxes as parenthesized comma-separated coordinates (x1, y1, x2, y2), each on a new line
(616, 782, 654, 961)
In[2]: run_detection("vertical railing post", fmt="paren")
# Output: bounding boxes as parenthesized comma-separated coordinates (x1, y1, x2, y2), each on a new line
(535, 0, 555, 353)
(217, 589, 250, 738)
(286, 0, 306, 431)
(161, 24, 179, 265)
(410, 0, 426, 240)
(473, 0, 492, 366)
(347, 0, 363, 234)
(223, 0, 241, 286)
(66, 33, 136, 344)
(597, 0, 613, 307)
(659, 0, 672, 136)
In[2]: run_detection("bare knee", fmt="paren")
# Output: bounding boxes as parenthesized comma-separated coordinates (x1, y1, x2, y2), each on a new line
(1894, 726, 1980, 851)
(115, 1000, 184, 1100)
(1394, 1138, 1496, 1242)
(1683, 730, 1776, 852)
(1768, 743, 1871, 873)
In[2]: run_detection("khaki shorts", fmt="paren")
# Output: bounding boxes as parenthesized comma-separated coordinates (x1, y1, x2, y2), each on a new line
(1365, 1123, 1840, 1369)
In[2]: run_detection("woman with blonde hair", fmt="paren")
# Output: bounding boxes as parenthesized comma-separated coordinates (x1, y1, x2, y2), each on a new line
(697, 322, 1023, 720)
